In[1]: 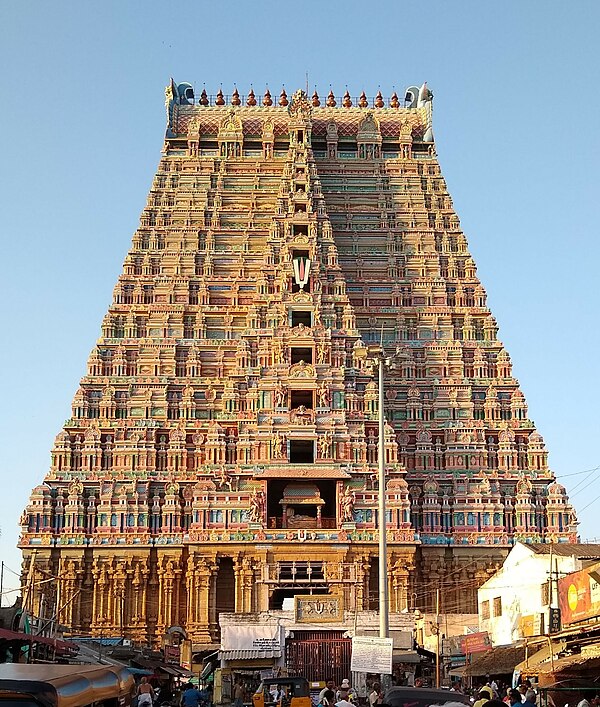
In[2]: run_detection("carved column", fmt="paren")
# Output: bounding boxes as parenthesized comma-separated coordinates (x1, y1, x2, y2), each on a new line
(241, 557, 254, 613)
(130, 558, 149, 642)
(354, 558, 368, 611)
(390, 557, 412, 613)
(234, 557, 243, 613)
(186, 556, 215, 643)
(157, 555, 180, 636)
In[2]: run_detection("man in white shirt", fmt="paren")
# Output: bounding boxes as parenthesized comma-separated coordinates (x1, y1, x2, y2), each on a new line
(318, 681, 336, 704)
(368, 683, 382, 707)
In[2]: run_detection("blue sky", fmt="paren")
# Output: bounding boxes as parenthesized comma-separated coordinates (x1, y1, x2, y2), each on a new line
(1, 1, 599, 603)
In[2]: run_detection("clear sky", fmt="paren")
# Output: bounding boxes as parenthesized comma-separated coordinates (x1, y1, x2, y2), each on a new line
(1, 0, 599, 604)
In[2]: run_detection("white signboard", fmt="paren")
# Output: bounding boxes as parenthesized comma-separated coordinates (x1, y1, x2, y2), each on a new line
(351, 636, 393, 674)
(221, 624, 281, 652)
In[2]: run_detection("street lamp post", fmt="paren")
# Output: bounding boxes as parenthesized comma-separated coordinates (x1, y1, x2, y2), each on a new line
(377, 356, 389, 641)
(358, 342, 394, 685)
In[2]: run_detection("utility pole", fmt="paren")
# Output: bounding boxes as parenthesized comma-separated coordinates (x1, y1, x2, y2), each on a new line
(435, 588, 441, 688)
(0, 562, 4, 609)
(548, 545, 553, 609)
(547, 546, 561, 635)
(378, 357, 388, 641)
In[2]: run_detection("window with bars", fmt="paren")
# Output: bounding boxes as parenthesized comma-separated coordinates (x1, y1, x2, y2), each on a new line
(481, 600, 490, 620)
(541, 580, 550, 606)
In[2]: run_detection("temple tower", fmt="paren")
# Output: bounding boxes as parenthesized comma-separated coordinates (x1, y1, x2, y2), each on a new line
(20, 81, 577, 649)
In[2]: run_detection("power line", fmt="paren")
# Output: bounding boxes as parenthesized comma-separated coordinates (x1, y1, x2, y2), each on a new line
(562, 465, 600, 495)
(1, 564, 21, 578)
(577, 490, 600, 514)
(557, 464, 600, 479)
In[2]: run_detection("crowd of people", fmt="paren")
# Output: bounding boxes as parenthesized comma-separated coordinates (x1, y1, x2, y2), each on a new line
(134, 677, 211, 707)
(468, 677, 599, 707)
(135, 672, 600, 707)
(317, 678, 365, 707)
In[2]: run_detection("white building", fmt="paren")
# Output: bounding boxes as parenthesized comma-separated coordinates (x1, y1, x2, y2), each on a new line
(478, 542, 600, 646)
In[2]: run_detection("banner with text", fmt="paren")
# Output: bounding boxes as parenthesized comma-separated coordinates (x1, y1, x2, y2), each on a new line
(351, 636, 393, 674)
(221, 625, 282, 652)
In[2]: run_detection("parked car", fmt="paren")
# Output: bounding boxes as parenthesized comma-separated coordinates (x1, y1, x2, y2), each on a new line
(383, 687, 471, 707)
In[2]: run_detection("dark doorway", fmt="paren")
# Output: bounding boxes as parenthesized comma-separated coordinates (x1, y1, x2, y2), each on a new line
(290, 389, 313, 409)
(215, 556, 235, 635)
(291, 310, 312, 328)
(369, 557, 379, 610)
(289, 439, 314, 463)
(291, 347, 313, 364)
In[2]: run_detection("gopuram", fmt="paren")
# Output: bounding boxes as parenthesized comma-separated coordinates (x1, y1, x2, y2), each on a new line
(20, 81, 577, 650)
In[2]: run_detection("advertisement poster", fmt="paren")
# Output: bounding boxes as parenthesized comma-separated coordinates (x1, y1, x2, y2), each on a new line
(558, 564, 600, 625)
(461, 632, 491, 655)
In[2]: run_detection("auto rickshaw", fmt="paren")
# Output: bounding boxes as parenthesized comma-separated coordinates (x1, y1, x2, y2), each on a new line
(252, 678, 311, 707)
(0, 663, 136, 707)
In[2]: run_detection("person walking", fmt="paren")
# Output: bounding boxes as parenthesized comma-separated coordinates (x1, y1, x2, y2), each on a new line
(319, 682, 336, 704)
(474, 688, 493, 707)
(508, 689, 523, 707)
(138, 678, 155, 707)
(368, 683, 383, 707)
(577, 693, 600, 707)
(336, 680, 355, 704)
(233, 679, 245, 707)
(182, 683, 204, 707)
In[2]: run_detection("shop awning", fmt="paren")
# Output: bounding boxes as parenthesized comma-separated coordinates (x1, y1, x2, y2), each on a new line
(514, 641, 567, 673)
(463, 645, 527, 677)
(219, 649, 282, 661)
(535, 652, 600, 676)
(0, 629, 78, 654)
(200, 660, 218, 680)
(393, 650, 421, 664)
(134, 657, 194, 677)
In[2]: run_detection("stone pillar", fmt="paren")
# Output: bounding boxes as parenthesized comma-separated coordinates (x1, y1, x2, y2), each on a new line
(186, 555, 216, 643)
(157, 555, 181, 636)
(238, 557, 254, 613)
(130, 558, 150, 642)
(390, 557, 412, 613)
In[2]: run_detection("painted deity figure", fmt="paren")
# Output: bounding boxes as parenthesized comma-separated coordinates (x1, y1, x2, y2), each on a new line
(340, 486, 355, 523)
(318, 382, 330, 408)
(317, 341, 328, 364)
(274, 383, 286, 408)
(318, 433, 330, 459)
(216, 467, 233, 492)
(272, 431, 285, 459)
(249, 489, 264, 523)
(272, 338, 283, 364)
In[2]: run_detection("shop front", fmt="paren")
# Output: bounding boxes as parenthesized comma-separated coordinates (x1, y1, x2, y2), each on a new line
(216, 623, 285, 704)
